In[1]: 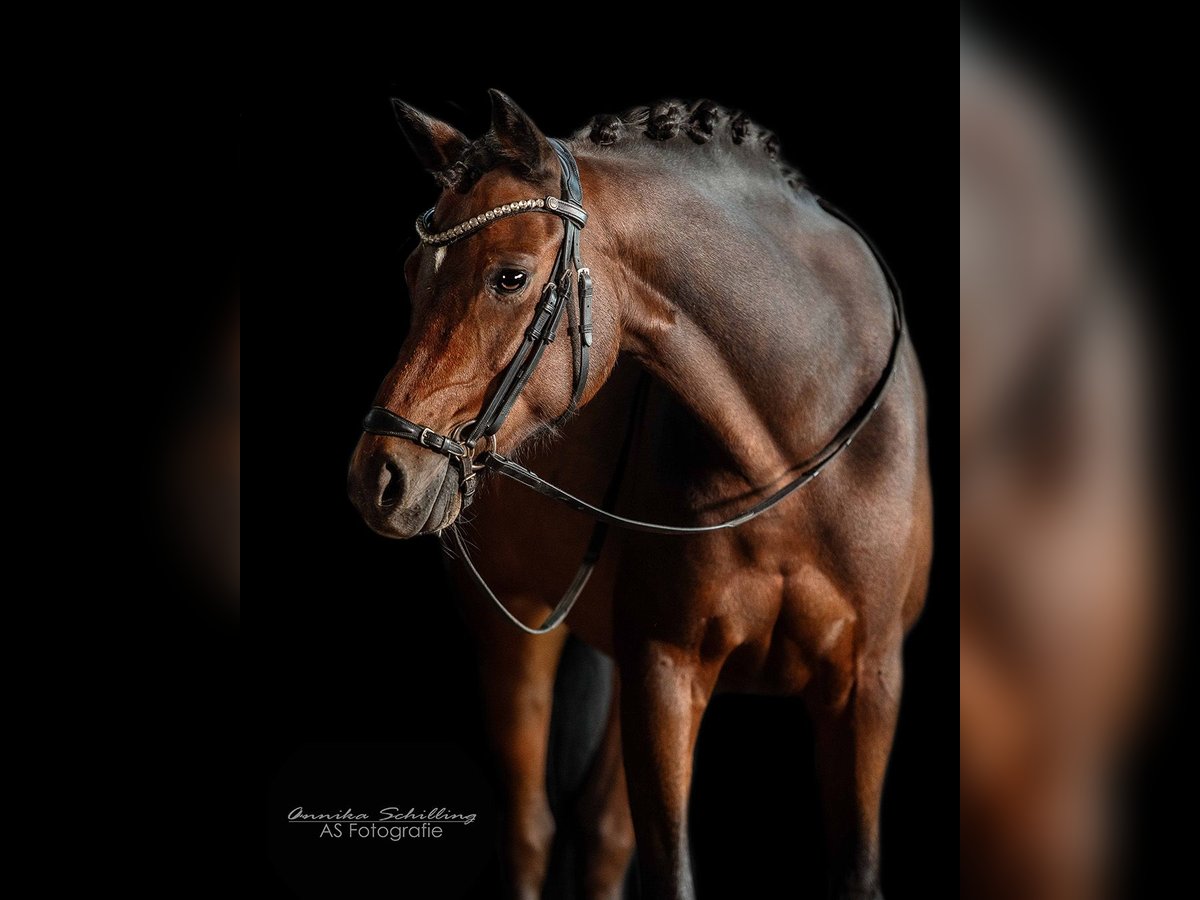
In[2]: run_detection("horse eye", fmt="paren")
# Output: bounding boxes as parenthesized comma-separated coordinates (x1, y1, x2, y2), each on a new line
(494, 269, 528, 293)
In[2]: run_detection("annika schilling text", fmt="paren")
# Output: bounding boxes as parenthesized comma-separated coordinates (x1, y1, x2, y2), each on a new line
(288, 807, 477, 840)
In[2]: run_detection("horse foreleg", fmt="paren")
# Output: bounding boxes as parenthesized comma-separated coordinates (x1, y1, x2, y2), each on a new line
(619, 643, 717, 900)
(477, 624, 569, 900)
(574, 670, 634, 899)
(808, 630, 902, 900)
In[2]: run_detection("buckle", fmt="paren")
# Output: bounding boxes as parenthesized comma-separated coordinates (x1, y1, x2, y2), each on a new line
(419, 427, 466, 457)
(577, 268, 593, 347)
(449, 420, 491, 469)
(527, 284, 558, 342)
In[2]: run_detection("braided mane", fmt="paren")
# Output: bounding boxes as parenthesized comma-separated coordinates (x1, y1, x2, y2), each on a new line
(437, 99, 805, 195)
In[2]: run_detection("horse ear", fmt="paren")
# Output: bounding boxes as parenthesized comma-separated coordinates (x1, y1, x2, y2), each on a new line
(487, 89, 553, 181)
(391, 99, 469, 178)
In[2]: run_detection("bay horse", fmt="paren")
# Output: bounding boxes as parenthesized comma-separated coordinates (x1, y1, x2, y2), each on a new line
(348, 91, 932, 899)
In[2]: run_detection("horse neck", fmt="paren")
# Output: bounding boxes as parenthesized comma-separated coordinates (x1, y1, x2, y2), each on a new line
(580, 151, 893, 484)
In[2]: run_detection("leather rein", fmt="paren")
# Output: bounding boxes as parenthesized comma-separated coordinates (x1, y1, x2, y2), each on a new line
(362, 140, 906, 634)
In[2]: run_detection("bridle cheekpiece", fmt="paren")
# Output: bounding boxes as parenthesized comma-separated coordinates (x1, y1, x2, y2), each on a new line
(362, 138, 594, 512)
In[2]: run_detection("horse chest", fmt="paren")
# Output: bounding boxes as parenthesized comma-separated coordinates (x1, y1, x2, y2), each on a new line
(717, 566, 859, 697)
(611, 527, 857, 698)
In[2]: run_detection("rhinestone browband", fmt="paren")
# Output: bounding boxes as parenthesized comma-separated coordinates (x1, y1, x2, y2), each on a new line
(415, 195, 584, 247)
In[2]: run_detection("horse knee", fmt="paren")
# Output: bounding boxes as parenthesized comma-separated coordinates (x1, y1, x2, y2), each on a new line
(581, 807, 636, 896)
(584, 806, 635, 857)
(506, 801, 556, 895)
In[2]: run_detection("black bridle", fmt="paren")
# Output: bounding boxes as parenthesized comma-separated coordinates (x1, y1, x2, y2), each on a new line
(362, 140, 906, 634)
(362, 138, 592, 510)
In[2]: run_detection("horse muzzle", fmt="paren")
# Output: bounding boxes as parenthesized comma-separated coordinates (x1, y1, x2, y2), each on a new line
(347, 435, 466, 539)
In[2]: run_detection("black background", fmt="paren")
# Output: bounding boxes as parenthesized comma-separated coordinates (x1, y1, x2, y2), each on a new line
(18, 9, 1194, 899)
(247, 29, 956, 899)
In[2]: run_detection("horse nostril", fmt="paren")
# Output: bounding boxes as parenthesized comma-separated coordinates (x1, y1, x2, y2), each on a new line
(379, 460, 404, 510)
